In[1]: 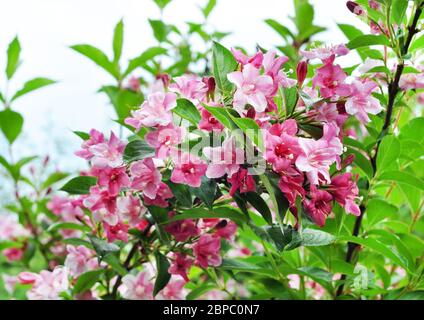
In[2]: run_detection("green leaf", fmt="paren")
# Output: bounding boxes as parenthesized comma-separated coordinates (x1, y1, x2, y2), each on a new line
(379, 171, 424, 191)
(263, 224, 301, 251)
(243, 192, 273, 225)
(293, 0, 314, 38)
(124, 47, 167, 77)
(149, 19, 170, 43)
(148, 206, 171, 243)
(73, 130, 90, 140)
(6, 36, 21, 79)
(99, 86, 143, 119)
(283, 87, 298, 115)
(203, 105, 235, 129)
(73, 270, 104, 294)
(190, 176, 216, 209)
(11, 77, 56, 102)
(212, 41, 238, 94)
(167, 181, 192, 207)
(365, 198, 398, 227)
(346, 147, 374, 180)
(41, 172, 69, 190)
(410, 34, 424, 52)
(71, 44, 119, 79)
(301, 228, 335, 246)
(202, 0, 217, 18)
(230, 115, 263, 151)
(0, 109, 24, 144)
(113, 19, 124, 63)
(153, 0, 172, 10)
(123, 139, 156, 163)
(62, 238, 93, 248)
(338, 23, 364, 40)
(186, 285, 216, 300)
(153, 252, 171, 296)
(103, 253, 127, 276)
(60, 176, 97, 195)
(174, 98, 201, 125)
(347, 34, 390, 49)
(220, 258, 278, 278)
(265, 19, 294, 41)
(89, 236, 120, 258)
(376, 135, 400, 173)
(47, 222, 91, 233)
(167, 207, 248, 225)
(391, 0, 408, 25)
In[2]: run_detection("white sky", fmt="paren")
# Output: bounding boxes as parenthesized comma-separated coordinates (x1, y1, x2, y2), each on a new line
(0, 0, 365, 171)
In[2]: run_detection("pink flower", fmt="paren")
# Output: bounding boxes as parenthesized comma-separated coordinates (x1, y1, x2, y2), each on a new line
(18, 267, 69, 300)
(312, 60, 350, 98)
(417, 92, 424, 105)
(75, 129, 105, 160)
(345, 79, 383, 123)
(145, 124, 185, 159)
(203, 137, 244, 179)
(347, 1, 367, 16)
(169, 75, 207, 101)
(119, 271, 154, 300)
(278, 167, 305, 208)
(117, 195, 147, 226)
(231, 48, 263, 68)
(2, 274, 17, 294)
(168, 253, 193, 282)
(104, 221, 129, 242)
(193, 234, 222, 268)
(296, 123, 343, 185)
(0, 214, 29, 240)
(165, 214, 200, 242)
(214, 220, 237, 240)
(263, 50, 295, 92)
(47, 196, 84, 221)
(143, 182, 173, 208)
(227, 168, 256, 196)
(303, 186, 333, 227)
(307, 102, 347, 128)
(156, 278, 187, 300)
(3, 248, 24, 262)
(130, 158, 162, 199)
(127, 76, 140, 92)
(64, 245, 98, 277)
(89, 132, 126, 168)
(170, 152, 208, 188)
(198, 107, 225, 132)
(91, 166, 130, 196)
(328, 173, 361, 216)
(227, 63, 274, 114)
(399, 73, 424, 90)
(125, 92, 177, 129)
(84, 186, 118, 225)
(300, 44, 349, 63)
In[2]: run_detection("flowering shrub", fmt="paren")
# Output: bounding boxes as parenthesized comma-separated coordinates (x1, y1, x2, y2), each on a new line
(1, 0, 424, 300)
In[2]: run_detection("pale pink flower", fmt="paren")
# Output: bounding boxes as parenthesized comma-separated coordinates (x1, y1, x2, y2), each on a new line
(399, 73, 424, 90)
(300, 44, 349, 62)
(143, 182, 173, 208)
(304, 186, 333, 227)
(193, 234, 222, 268)
(227, 64, 274, 114)
(171, 152, 207, 188)
(168, 253, 193, 282)
(91, 166, 130, 196)
(312, 60, 350, 98)
(296, 123, 343, 185)
(231, 48, 263, 68)
(119, 271, 154, 300)
(203, 137, 244, 179)
(263, 50, 295, 92)
(169, 74, 207, 101)
(84, 186, 118, 225)
(145, 124, 185, 159)
(64, 245, 98, 277)
(75, 129, 105, 160)
(328, 173, 361, 216)
(0, 214, 30, 240)
(345, 79, 383, 123)
(89, 132, 126, 168)
(117, 195, 147, 226)
(308, 102, 347, 128)
(125, 92, 177, 129)
(417, 92, 424, 105)
(18, 267, 69, 300)
(2, 274, 17, 295)
(198, 108, 225, 132)
(47, 196, 84, 221)
(130, 158, 162, 199)
(156, 278, 187, 300)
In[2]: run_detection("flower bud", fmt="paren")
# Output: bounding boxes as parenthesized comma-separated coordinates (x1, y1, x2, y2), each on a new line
(346, 1, 366, 16)
(296, 61, 308, 86)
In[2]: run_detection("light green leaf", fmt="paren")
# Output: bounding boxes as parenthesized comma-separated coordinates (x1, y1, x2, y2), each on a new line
(6, 36, 21, 79)
(47, 222, 91, 233)
(212, 41, 238, 94)
(153, 252, 171, 296)
(379, 171, 424, 191)
(60, 176, 97, 195)
(113, 19, 124, 63)
(347, 34, 390, 49)
(11, 77, 56, 102)
(73, 270, 104, 294)
(174, 98, 201, 125)
(265, 19, 294, 41)
(123, 139, 156, 163)
(376, 135, 400, 173)
(0, 109, 24, 144)
(202, 0, 217, 18)
(124, 47, 167, 77)
(167, 207, 248, 225)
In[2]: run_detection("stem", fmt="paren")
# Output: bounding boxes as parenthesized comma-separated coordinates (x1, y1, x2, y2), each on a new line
(336, 3, 423, 297)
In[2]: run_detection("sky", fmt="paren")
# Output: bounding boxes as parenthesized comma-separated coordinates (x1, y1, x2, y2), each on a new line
(0, 0, 365, 171)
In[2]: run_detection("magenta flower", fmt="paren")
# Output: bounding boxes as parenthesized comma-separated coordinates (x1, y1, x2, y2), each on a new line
(117, 195, 147, 226)
(231, 48, 264, 68)
(165, 214, 200, 242)
(303, 186, 333, 227)
(84, 186, 118, 225)
(104, 221, 129, 242)
(227, 168, 256, 196)
(193, 234, 222, 268)
(171, 152, 208, 188)
(91, 166, 130, 196)
(296, 123, 343, 185)
(130, 158, 162, 199)
(75, 129, 105, 160)
(203, 137, 244, 179)
(263, 50, 295, 92)
(328, 173, 361, 216)
(125, 92, 177, 129)
(89, 132, 126, 168)
(169, 74, 208, 101)
(312, 60, 350, 98)
(278, 167, 305, 208)
(227, 63, 274, 114)
(345, 79, 383, 123)
(145, 124, 185, 159)
(143, 182, 173, 208)
(198, 107, 225, 132)
(168, 253, 193, 282)
(214, 220, 237, 240)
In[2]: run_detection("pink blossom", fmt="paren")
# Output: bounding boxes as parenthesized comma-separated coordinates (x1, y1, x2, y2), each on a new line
(130, 158, 162, 199)
(127, 76, 140, 92)
(104, 221, 129, 242)
(169, 75, 207, 101)
(156, 278, 187, 300)
(399, 73, 424, 90)
(64, 245, 98, 277)
(296, 123, 343, 185)
(145, 124, 185, 159)
(171, 152, 208, 188)
(198, 107, 225, 132)
(75, 129, 105, 160)
(168, 253, 193, 282)
(417, 92, 424, 105)
(125, 92, 177, 129)
(296, 61, 308, 86)
(89, 132, 126, 168)
(91, 166, 130, 196)
(193, 234, 222, 268)
(347, 1, 367, 16)
(345, 79, 383, 123)
(304, 186, 333, 227)
(227, 63, 274, 114)
(0, 214, 30, 240)
(119, 271, 154, 300)
(3, 248, 24, 262)
(231, 48, 263, 68)
(263, 50, 295, 92)
(47, 196, 84, 221)
(308, 102, 348, 128)
(18, 267, 69, 300)
(312, 60, 350, 98)
(278, 167, 305, 208)
(2, 274, 17, 295)
(117, 195, 147, 226)
(143, 182, 173, 208)
(328, 173, 361, 216)
(165, 214, 200, 242)
(227, 168, 256, 196)
(203, 137, 244, 179)
(84, 186, 118, 225)
(300, 44, 349, 62)
(369, 0, 381, 10)
(214, 220, 237, 240)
